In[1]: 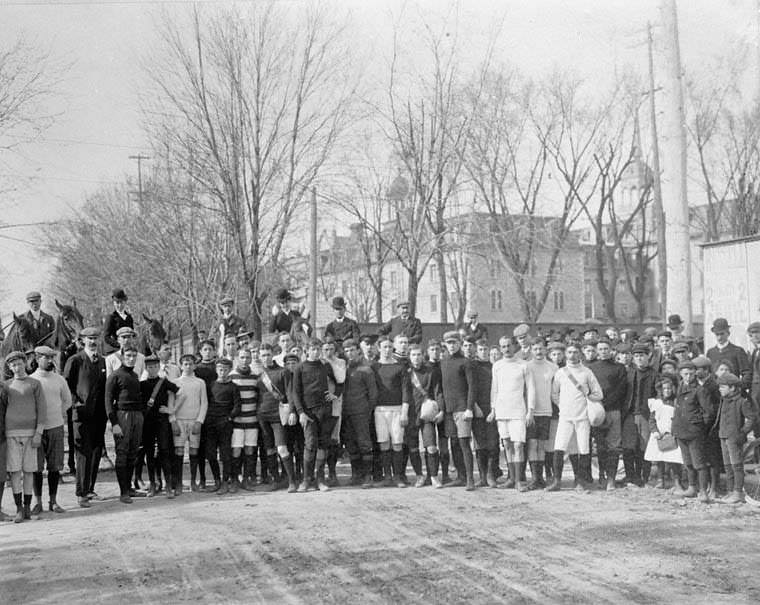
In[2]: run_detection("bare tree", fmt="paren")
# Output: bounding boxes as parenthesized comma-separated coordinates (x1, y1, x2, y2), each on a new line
(142, 3, 355, 337)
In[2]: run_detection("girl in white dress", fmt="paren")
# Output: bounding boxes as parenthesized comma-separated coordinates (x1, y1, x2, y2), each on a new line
(644, 375, 684, 489)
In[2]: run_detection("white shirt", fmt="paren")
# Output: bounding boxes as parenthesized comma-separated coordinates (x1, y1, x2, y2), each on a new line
(491, 358, 528, 420)
(551, 362, 603, 422)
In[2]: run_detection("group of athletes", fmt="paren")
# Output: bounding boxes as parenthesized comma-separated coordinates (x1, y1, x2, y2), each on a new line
(1, 288, 758, 524)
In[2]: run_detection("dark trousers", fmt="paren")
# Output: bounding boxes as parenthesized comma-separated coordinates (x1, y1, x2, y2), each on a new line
(66, 407, 76, 473)
(205, 417, 233, 481)
(73, 416, 103, 498)
(342, 412, 373, 458)
(114, 410, 144, 495)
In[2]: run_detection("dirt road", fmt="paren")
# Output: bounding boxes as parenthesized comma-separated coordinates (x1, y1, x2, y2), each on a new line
(2, 465, 759, 604)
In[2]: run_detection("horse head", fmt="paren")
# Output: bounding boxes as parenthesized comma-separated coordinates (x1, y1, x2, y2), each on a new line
(140, 312, 167, 355)
(55, 298, 85, 349)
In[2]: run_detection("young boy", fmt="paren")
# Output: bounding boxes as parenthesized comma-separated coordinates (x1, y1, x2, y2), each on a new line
(170, 354, 209, 494)
(525, 338, 558, 490)
(408, 344, 442, 488)
(205, 358, 241, 494)
(471, 339, 498, 488)
(715, 373, 757, 503)
(5, 351, 46, 522)
(292, 339, 342, 492)
(30, 346, 72, 514)
(140, 355, 179, 497)
(229, 348, 259, 491)
(622, 344, 657, 487)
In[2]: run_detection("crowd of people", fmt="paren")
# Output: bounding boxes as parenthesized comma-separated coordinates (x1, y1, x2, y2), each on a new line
(1, 288, 759, 525)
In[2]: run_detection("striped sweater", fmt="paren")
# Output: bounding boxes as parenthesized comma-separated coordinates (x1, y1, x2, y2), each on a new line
(230, 366, 260, 429)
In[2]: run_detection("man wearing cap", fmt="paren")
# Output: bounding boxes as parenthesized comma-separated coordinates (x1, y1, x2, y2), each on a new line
(672, 341, 691, 366)
(460, 311, 488, 342)
(269, 289, 301, 335)
(714, 372, 757, 503)
(63, 327, 107, 507)
(23, 292, 56, 348)
(513, 324, 532, 361)
(102, 289, 133, 354)
(139, 354, 180, 497)
(324, 297, 360, 347)
(105, 327, 146, 379)
(706, 318, 750, 390)
(621, 343, 657, 487)
(30, 346, 72, 515)
(217, 296, 245, 357)
(378, 301, 423, 345)
(4, 350, 46, 522)
(440, 330, 477, 490)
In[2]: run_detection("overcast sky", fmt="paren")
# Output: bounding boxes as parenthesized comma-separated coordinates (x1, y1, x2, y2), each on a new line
(0, 0, 756, 314)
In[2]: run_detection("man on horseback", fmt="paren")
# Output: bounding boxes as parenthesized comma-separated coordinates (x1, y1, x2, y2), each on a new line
(102, 289, 133, 354)
(24, 292, 55, 347)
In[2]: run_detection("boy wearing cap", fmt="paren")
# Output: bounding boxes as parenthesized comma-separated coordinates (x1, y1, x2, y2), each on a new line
(63, 327, 107, 507)
(24, 292, 56, 348)
(170, 355, 209, 494)
(102, 289, 133, 354)
(5, 351, 46, 522)
(513, 325, 532, 361)
(205, 357, 241, 494)
(105, 327, 146, 378)
(292, 339, 342, 491)
(140, 355, 180, 497)
(714, 372, 757, 503)
(30, 346, 72, 514)
(694, 356, 722, 498)
(440, 331, 477, 491)
(461, 311, 488, 342)
(324, 297, 360, 347)
(105, 347, 145, 504)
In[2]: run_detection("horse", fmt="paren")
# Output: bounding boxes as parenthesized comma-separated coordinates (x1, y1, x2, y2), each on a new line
(52, 299, 85, 369)
(0, 313, 35, 358)
(136, 313, 167, 356)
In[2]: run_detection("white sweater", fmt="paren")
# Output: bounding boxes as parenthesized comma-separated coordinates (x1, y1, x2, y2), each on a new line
(491, 358, 528, 420)
(171, 375, 208, 423)
(30, 369, 72, 430)
(551, 363, 603, 422)
(526, 359, 558, 417)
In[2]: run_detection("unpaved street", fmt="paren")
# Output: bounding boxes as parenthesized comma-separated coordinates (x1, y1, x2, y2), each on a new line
(2, 464, 759, 604)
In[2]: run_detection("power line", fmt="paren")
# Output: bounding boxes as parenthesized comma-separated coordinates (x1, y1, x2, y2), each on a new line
(0, 173, 122, 185)
(3, 134, 147, 151)
(1, 0, 228, 6)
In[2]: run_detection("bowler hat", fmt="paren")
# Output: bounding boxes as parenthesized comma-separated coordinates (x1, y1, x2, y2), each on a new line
(711, 318, 730, 333)
(275, 288, 291, 302)
(111, 288, 127, 301)
(667, 314, 683, 328)
(331, 296, 346, 309)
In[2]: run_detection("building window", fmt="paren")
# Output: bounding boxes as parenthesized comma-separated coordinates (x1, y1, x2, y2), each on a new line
(430, 295, 437, 313)
(430, 264, 438, 283)
(390, 271, 397, 288)
(391, 298, 397, 311)
(553, 290, 565, 312)
(619, 302, 629, 317)
(489, 259, 499, 279)
(490, 289, 503, 311)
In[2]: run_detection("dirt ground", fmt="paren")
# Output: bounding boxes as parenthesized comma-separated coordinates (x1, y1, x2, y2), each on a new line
(2, 459, 760, 605)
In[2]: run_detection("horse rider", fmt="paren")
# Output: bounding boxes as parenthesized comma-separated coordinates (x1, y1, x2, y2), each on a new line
(103, 289, 134, 354)
(24, 291, 55, 347)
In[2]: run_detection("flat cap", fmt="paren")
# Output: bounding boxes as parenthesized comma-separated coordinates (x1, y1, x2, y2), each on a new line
(79, 326, 100, 338)
(672, 342, 690, 353)
(748, 321, 760, 333)
(443, 330, 460, 342)
(657, 330, 673, 339)
(116, 326, 135, 337)
(396, 301, 410, 308)
(632, 343, 650, 355)
(215, 357, 233, 368)
(144, 354, 160, 364)
(547, 341, 566, 351)
(513, 323, 530, 338)
(5, 350, 25, 364)
(34, 345, 57, 356)
(111, 288, 127, 300)
(25, 291, 41, 302)
(659, 359, 677, 370)
(582, 339, 599, 348)
(283, 353, 300, 363)
(219, 296, 234, 306)
(717, 372, 741, 386)
(692, 356, 712, 369)
(615, 343, 632, 353)
(678, 360, 696, 370)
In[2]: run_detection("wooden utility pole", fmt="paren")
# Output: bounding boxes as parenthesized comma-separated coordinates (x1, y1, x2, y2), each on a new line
(659, 0, 692, 334)
(310, 186, 318, 327)
(647, 22, 668, 322)
(128, 154, 150, 203)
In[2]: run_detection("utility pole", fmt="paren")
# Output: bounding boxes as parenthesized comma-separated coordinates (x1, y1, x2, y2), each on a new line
(310, 186, 318, 328)
(647, 22, 668, 323)
(128, 154, 150, 203)
(659, 0, 692, 335)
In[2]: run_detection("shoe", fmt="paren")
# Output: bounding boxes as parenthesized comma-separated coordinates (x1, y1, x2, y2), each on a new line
(296, 480, 311, 493)
(465, 479, 476, 492)
(361, 475, 373, 489)
(86, 492, 99, 501)
(287, 482, 298, 494)
(78, 497, 91, 508)
(23, 505, 31, 520)
(242, 478, 256, 491)
(654, 477, 665, 489)
(431, 477, 443, 489)
(134, 478, 145, 491)
(167, 490, 175, 500)
(205, 480, 221, 493)
(229, 480, 239, 494)
(382, 476, 395, 488)
(156, 481, 164, 493)
(676, 486, 697, 498)
(423, 476, 432, 486)
(516, 481, 528, 493)
(414, 475, 426, 488)
(326, 473, 339, 488)
(147, 483, 157, 497)
(545, 478, 561, 492)
(190, 481, 200, 493)
(199, 480, 207, 491)
(31, 503, 43, 516)
(447, 478, 465, 488)
(128, 488, 138, 497)
(173, 487, 182, 497)
(317, 480, 330, 492)
(723, 490, 744, 504)
(503, 477, 516, 489)
(217, 482, 230, 495)
(697, 490, 711, 504)
(14, 508, 24, 523)
(49, 502, 65, 513)
(606, 477, 616, 492)
(119, 495, 133, 504)
(574, 482, 590, 494)
(707, 486, 719, 500)
(395, 477, 406, 489)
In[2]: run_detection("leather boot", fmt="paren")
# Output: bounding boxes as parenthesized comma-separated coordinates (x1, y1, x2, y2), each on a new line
(229, 457, 241, 493)
(622, 450, 637, 486)
(545, 450, 564, 491)
(569, 454, 580, 487)
(487, 453, 498, 488)
(281, 456, 297, 493)
(577, 454, 593, 491)
(673, 466, 698, 497)
(544, 451, 554, 480)
(361, 455, 374, 489)
(440, 452, 451, 485)
(528, 461, 545, 490)
(697, 468, 711, 503)
(475, 451, 488, 487)
(606, 453, 619, 492)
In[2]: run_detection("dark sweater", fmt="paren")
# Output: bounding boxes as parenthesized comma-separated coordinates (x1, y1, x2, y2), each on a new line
(140, 376, 179, 421)
(208, 380, 242, 421)
(625, 365, 657, 418)
(292, 360, 340, 413)
(587, 358, 629, 411)
(105, 365, 143, 425)
(408, 363, 442, 422)
(470, 359, 492, 414)
(343, 360, 378, 417)
(257, 364, 291, 422)
(324, 317, 360, 344)
(440, 351, 475, 413)
(372, 361, 412, 407)
(672, 380, 712, 440)
(715, 391, 757, 441)
(102, 311, 134, 353)
(63, 351, 106, 424)
(194, 360, 218, 403)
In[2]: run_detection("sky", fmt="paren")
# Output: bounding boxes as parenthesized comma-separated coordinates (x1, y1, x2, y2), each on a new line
(0, 0, 756, 315)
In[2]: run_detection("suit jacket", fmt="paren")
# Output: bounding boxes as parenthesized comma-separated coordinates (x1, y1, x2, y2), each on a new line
(377, 315, 423, 344)
(324, 317, 360, 345)
(102, 311, 134, 353)
(460, 322, 488, 342)
(706, 342, 750, 388)
(748, 346, 760, 403)
(24, 310, 56, 347)
(63, 350, 107, 425)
